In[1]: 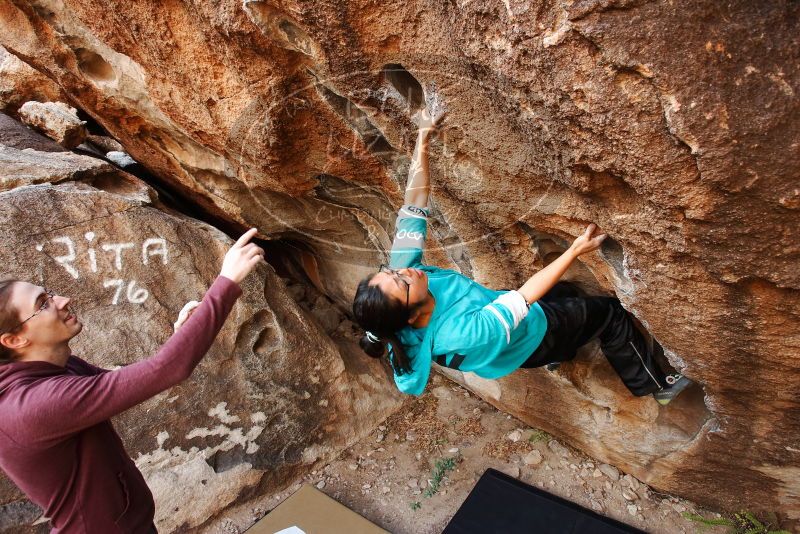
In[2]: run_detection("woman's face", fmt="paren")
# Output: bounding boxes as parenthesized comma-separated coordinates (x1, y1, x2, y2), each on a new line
(369, 267, 429, 312)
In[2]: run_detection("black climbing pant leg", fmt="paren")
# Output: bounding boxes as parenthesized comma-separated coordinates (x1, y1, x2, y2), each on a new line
(520, 296, 668, 397)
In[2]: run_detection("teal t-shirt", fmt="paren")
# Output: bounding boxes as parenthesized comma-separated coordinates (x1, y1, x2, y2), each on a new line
(387, 205, 548, 396)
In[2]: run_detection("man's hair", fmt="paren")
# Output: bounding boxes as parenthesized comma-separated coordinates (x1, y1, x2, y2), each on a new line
(0, 280, 22, 364)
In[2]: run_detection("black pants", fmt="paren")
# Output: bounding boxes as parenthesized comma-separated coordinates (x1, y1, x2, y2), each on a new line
(521, 285, 668, 396)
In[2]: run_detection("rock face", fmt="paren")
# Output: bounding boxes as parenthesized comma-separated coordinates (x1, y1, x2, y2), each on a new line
(0, 0, 798, 527)
(0, 114, 401, 531)
(0, 45, 67, 117)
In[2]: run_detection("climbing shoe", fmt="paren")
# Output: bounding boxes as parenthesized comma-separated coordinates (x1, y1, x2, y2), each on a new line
(545, 362, 561, 372)
(652, 374, 692, 405)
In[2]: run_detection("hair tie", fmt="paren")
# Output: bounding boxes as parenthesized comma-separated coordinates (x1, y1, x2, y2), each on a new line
(365, 331, 380, 343)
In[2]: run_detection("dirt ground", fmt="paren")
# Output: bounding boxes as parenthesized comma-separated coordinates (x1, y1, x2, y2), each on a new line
(210, 373, 729, 534)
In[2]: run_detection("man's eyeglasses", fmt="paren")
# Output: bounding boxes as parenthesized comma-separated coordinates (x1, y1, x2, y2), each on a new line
(379, 265, 411, 309)
(1, 289, 55, 335)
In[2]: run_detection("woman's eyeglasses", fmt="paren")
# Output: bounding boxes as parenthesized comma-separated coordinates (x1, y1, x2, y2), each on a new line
(378, 265, 411, 308)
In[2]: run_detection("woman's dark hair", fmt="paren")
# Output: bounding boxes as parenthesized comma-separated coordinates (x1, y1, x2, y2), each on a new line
(0, 280, 22, 364)
(352, 274, 414, 375)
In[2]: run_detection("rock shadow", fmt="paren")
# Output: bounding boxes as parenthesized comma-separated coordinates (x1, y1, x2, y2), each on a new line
(312, 79, 396, 160)
(381, 63, 425, 112)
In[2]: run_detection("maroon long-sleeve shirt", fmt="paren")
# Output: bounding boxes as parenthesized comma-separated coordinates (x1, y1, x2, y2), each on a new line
(0, 276, 242, 533)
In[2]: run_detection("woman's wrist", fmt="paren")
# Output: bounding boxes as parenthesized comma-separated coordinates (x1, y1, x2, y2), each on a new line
(565, 245, 582, 260)
(418, 128, 434, 143)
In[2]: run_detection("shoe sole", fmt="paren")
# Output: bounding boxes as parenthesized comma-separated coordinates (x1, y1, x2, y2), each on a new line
(654, 378, 692, 406)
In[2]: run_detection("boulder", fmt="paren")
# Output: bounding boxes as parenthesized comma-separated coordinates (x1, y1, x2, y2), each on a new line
(18, 101, 87, 149)
(0, 146, 401, 530)
(0, 0, 798, 525)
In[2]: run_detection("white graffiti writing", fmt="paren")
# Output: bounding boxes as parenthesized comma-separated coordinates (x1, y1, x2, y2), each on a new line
(101, 242, 135, 271)
(35, 234, 169, 305)
(103, 279, 149, 305)
(49, 237, 79, 279)
(85, 232, 98, 272)
(142, 238, 168, 265)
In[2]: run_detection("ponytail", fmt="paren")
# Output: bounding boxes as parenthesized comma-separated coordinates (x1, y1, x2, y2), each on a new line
(353, 275, 413, 375)
(359, 330, 386, 358)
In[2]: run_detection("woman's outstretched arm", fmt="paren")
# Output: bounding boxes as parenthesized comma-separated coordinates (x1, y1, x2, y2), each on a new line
(404, 109, 443, 208)
(517, 224, 607, 305)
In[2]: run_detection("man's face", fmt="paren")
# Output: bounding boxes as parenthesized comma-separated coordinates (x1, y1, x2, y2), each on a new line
(369, 267, 429, 313)
(7, 282, 82, 349)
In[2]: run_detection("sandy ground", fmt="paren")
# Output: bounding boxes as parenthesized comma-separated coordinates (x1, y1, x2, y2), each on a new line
(208, 372, 734, 534)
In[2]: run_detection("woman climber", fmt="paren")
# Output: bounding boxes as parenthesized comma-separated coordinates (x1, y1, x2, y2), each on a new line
(351, 109, 692, 405)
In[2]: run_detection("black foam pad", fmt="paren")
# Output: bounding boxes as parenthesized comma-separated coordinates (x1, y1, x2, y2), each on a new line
(443, 468, 647, 534)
